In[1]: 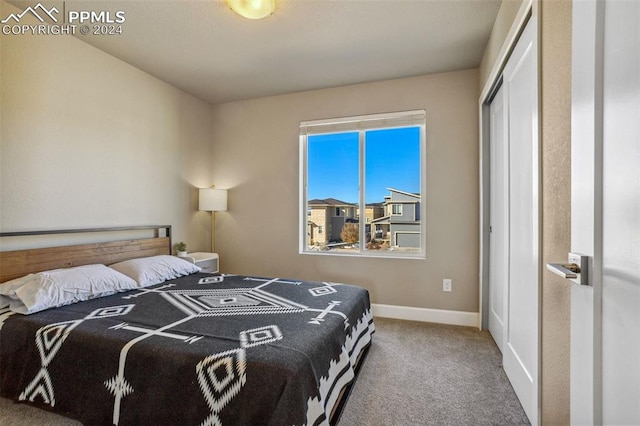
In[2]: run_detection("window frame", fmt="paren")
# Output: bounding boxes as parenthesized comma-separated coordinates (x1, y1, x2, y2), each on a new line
(299, 110, 427, 259)
(391, 204, 403, 216)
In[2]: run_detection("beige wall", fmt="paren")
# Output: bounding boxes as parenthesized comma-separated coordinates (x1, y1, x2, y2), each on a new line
(539, 0, 572, 423)
(210, 69, 480, 313)
(0, 1, 213, 251)
(478, 0, 572, 423)
(478, 0, 526, 88)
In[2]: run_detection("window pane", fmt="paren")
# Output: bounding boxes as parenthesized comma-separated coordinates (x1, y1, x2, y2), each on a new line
(364, 127, 421, 252)
(301, 111, 425, 258)
(307, 132, 359, 252)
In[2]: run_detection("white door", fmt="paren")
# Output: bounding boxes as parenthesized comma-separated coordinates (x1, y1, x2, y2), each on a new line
(488, 84, 508, 352)
(501, 18, 539, 425)
(486, 17, 539, 424)
(568, 0, 640, 424)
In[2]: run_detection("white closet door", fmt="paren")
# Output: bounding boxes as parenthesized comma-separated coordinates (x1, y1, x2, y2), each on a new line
(502, 17, 540, 426)
(489, 84, 508, 352)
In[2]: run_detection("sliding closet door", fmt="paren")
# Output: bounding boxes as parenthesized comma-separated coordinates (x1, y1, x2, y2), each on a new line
(501, 17, 539, 425)
(488, 84, 508, 352)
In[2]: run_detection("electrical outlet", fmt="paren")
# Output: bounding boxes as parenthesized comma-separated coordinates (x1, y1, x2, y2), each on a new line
(443, 279, 452, 292)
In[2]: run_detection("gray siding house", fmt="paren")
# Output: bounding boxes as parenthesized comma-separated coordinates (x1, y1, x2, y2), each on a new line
(371, 188, 421, 248)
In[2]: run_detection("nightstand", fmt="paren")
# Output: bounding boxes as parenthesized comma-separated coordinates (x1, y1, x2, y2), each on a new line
(180, 252, 219, 273)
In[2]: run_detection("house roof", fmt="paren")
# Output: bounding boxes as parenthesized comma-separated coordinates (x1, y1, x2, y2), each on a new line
(308, 198, 356, 207)
(371, 215, 391, 224)
(386, 188, 420, 198)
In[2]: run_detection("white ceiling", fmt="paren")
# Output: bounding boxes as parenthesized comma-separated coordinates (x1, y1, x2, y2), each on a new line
(10, 0, 502, 104)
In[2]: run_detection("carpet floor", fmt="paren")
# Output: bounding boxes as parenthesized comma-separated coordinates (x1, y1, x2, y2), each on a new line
(337, 317, 530, 425)
(0, 317, 529, 425)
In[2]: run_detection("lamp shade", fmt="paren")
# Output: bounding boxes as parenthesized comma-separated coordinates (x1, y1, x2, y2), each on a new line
(199, 188, 227, 211)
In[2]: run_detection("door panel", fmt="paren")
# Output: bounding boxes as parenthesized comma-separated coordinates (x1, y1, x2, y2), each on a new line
(489, 84, 508, 352)
(601, 0, 640, 422)
(570, 1, 600, 422)
(570, 0, 640, 424)
(502, 17, 539, 425)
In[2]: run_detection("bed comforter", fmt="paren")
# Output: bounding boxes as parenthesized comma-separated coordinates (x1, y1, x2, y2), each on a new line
(0, 273, 374, 425)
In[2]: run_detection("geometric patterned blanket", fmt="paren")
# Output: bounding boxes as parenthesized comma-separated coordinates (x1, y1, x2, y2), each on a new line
(0, 273, 374, 425)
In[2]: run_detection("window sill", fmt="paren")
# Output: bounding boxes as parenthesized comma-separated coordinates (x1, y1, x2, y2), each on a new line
(299, 250, 426, 260)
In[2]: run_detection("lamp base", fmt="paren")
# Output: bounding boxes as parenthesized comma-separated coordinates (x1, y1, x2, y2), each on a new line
(211, 211, 216, 253)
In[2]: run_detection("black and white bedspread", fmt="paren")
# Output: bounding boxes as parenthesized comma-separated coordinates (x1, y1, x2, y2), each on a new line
(0, 273, 374, 425)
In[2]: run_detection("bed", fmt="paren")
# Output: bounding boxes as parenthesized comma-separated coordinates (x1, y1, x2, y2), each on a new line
(0, 226, 374, 425)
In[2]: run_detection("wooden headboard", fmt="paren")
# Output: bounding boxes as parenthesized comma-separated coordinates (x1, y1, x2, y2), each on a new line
(0, 226, 172, 283)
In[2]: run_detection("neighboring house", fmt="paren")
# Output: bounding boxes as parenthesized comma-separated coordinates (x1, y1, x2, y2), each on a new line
(307, 198, 357, 245)
(371, 188, 421, 248)
(358, 203, 384, 224)
(355, 203, 385, 242)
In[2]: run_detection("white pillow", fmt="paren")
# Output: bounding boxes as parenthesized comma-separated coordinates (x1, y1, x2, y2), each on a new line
(109, 255, 200, 287)
(0, 273, 34, 308)
(0, 264, 138, 315)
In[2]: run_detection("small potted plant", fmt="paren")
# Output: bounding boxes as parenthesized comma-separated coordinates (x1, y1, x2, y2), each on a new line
(176, 242, 187, 257)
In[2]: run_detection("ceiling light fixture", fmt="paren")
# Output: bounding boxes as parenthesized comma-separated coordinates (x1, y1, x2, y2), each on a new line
(226, 0, 276, 20)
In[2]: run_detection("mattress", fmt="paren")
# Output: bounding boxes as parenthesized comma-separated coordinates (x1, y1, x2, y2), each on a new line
(0, 272, 374, 425)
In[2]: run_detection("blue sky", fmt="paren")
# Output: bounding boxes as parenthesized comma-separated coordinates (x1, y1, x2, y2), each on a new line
(307, 127, 421, 204)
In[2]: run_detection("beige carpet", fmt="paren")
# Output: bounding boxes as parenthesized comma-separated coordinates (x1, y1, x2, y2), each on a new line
(0, 317, 529, 425)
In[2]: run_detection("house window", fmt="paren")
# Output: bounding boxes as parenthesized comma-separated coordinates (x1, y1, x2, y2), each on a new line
(318, 226, 323, 234)
(300, 110, 426, 257)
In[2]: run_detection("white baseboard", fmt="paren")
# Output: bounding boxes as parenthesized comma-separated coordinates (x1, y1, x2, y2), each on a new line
(372, 303, 479, 328)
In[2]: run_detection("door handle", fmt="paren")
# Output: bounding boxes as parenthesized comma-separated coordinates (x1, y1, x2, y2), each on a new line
(546, 263, 579, 278)
(546, 252, 590, 285)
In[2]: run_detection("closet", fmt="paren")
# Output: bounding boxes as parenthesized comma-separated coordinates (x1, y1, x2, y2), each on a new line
(487, 17, 539, 425)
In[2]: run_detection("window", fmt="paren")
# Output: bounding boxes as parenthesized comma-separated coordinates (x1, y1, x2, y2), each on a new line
(318, 226, 323, 234)
(300, 110, 426, 257)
